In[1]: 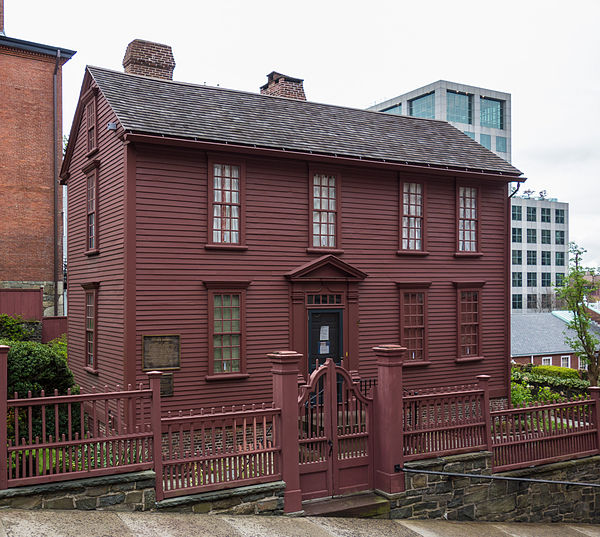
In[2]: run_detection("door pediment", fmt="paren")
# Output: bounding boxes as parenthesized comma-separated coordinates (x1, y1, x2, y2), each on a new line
(285, 255, 367, 282)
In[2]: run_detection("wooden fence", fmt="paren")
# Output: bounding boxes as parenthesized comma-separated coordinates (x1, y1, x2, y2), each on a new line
(41, 316, 67, 343)
(0, 288, 43, 321)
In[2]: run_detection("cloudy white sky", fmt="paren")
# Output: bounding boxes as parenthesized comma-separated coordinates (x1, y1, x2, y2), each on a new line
(6, 0, 600, 266)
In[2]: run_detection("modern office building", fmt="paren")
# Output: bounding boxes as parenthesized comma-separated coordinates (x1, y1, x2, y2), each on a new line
(368, 80, 512, 163)
(510, 195, 569, 312)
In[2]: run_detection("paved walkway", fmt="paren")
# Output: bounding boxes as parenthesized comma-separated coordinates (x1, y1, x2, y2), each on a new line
(0, 511, 599, 537)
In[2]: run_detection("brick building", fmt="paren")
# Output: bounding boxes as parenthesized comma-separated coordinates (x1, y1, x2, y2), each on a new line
(0, 0, 75, 315)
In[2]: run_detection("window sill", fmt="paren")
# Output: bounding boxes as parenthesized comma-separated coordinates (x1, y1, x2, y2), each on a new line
(205, 373, 250, 381)
(455, 356, 484, 363)
(454, 252, 483, 258)
(86, 148, 99, 159)
(403, 360, 432, 368)
(84, 249, 100, 257)
(396, 250, 429, 257)
(205, 244, 248, 251)
(306, 247, 344, 255)
(84, 366, 99, 375)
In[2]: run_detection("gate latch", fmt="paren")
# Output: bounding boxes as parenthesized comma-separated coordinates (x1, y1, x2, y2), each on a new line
(328, 440, 333, 456)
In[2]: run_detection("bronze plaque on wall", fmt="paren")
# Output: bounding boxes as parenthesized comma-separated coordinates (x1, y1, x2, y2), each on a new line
(142, 335, 180, 371)
(160, 373, 174, 397)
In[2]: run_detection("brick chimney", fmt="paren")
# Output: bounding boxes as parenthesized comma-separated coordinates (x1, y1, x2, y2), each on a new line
(123, 39, 175, 80)
(260, 72, 306, 101)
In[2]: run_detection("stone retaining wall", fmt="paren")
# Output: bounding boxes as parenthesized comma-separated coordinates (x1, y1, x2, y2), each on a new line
(384, 452, 600, 523)
(0, 472, 284, 515)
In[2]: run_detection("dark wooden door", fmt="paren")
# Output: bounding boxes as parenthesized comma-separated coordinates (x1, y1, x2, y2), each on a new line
(308, 309, 342, 374)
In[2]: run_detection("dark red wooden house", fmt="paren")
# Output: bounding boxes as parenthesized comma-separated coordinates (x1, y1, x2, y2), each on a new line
(61, 40, 524, 413)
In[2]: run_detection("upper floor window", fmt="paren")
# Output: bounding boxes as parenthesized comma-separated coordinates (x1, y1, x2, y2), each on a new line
(541, 273, 552, 287)
(512, 294, 523, 309)
(527, 272, 537, 287)
(541, 229, 551, 244)
(382, 103, 402, 115)
(555, 251, 565, 266)
(555, 209, 565, 224)
(527, 228, 537, 244)
(409, 92, 435, 119)
(512, 205, 522, 221)
(512, 250, 522, 265)
(495, 136, 507, 153)
(512, 228, 522, 243)
(457, 186, 478, 252)
(555, 230, 565, 245)
(401, 182, 424, 251)
(85, 167, 99, 254)
(85, 99, 97, 154)
(465, 131, 475, 140)
(527, 251, 537, 265)
(527, 294, 538, 309)
(446, 91, 472, 124)
(527, 207, 537, 222)
(541, 208, 551, 223)
(480, 97, 504, 129)
(209, 162, 244, 246)
(312, 173, 338, 249)
(512, 272, 522, 287)
(541, 251, 551, 266)
(556, 273, 565, 286)
(480, 134, 491, 150)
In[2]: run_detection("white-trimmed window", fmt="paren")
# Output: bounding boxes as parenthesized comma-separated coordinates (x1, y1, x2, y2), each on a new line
(211, 164, 241, 244)
(541, 356, 552, 366)
(458, 186, 478, 252)
(561, 355, 571, 368)
(579, 357, 588, 370)
(401, 182, 424, 251)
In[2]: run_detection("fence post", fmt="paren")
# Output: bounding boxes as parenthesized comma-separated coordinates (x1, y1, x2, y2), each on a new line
(477, 375, 493, 451)
(269, 350, 302, 514)
(147, 371, 163, 502)
(590, 387, 600, 455)
(373, 344, 406, 495)
(0, 345, 8, 490)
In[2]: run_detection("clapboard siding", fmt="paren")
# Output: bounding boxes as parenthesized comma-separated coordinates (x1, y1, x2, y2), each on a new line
(66, 81, 125, 393)
(132, 146, 509, 411)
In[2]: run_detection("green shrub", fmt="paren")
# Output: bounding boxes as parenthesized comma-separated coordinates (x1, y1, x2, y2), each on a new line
(511, 368, 589, 398)
(0, 314, 34, 341)
(47, 334, 68, 363)
(531, 365, 580, 380)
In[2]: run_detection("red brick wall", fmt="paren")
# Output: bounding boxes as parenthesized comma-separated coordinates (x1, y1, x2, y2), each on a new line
(0, 46, 64, 282)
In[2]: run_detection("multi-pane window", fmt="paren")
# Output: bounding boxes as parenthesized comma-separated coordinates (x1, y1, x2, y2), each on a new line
(512, 228, 522, 243)
(527, 272, 537, 287)
(555, 251, 565, 266)
(401, 182, 423, 251)
(480, 134, 491, 150)
(541, 208, 551, 223)
(401, 291, 426, 360)
(512, 206, 522, 221)
(211, 293, 242, 374)
(541, 251, 551, 266)
(496, 136, 507, 153)
(409, 92, 435, 119)
(312, 174, 337, 248)
(307, 294, 342, 305)
(512, 294, 523, 309)
(541, 294, 552, 309)
(446, 91, 472, 124)
(458, 290, 480, 357)
(86, 170, 97, 251)
(542, 356, 552, 366)
(211, 164, 241, 244)
(541, 273, 552, 287)
(579, 357, 588, 370)
(382, 103, 402, 115)
(527, 207, 537, 222)
(458, 186, 477, 252)
(512, 272, 522, 287)
(512, 250, 522, 265)
(527, 294, 538, 309)
(555, 209, 565, 224)
(555, 230, 565, 245)
(541, 229, 551, 244)
(527, 251, 537, 265)
(480, 97, 504, 129)
(85, 99, 97, 153)
(561, 356, 571, 368)
(556, 273, 565, 286)
(527, 229, 537, 244)
(84, 287, 97, 370)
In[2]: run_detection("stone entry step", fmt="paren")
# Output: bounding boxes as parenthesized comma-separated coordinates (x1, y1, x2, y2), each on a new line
(302, 492, 390, 518)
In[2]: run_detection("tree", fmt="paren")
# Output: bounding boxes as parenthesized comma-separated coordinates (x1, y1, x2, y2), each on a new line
(556, 243, 600, 385)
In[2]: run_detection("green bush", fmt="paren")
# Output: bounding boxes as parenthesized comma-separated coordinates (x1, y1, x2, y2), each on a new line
(511, 368, 589, 399)
(0, 314, 34, 341)
(531, 365, 580, 380)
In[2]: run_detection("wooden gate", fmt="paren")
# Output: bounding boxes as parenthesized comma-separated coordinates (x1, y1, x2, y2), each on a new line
(297, 358, 373, 500)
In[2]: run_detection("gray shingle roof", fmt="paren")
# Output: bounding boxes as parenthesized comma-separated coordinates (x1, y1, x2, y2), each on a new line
(88, 66, 522, 177)
(511, 312, 600, 356)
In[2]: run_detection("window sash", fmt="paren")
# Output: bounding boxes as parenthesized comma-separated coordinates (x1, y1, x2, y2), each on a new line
(311, 173, 337, 248)
(459, 290, 479, 357)
(401, 291, 426, 360)
(85, 289, 97, 369)
(458, 186, 478, 252)
(211, 164, 241, 244)
(86, 170, 97, 251)
(85, 100, 96, 153)
(401, 182, 424, 251)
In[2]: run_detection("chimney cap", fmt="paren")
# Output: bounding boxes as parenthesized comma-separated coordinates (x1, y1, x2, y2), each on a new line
(260, 71, 304, 91)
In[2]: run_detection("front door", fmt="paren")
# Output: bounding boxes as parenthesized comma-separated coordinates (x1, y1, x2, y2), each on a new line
(308, 309, 342, 375)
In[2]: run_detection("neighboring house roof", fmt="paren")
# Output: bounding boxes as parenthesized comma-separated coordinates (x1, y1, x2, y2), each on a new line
(0, 35, 76, 59)
(85, 66, 523, 177)
(511, 312, 600, 357)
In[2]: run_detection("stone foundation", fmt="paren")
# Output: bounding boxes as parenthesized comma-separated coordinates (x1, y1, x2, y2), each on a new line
(384, 452, 600, 523)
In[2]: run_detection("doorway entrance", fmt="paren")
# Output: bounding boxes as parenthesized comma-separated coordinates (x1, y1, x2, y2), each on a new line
(308, 309, 342, 374)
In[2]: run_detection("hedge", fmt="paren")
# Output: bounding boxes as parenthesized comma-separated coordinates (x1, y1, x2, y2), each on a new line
(531, 365, 581, 380)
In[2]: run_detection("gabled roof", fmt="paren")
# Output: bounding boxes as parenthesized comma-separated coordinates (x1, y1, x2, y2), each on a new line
(286, 255, 367, 282)
(82, 66, 523, 178)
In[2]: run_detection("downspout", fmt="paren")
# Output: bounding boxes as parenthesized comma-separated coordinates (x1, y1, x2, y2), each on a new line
(52, 50, 61, 316)
(508, 181, 521, 198)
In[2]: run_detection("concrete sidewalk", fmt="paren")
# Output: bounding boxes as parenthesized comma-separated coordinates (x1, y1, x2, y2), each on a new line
(0, 511, 599, 537)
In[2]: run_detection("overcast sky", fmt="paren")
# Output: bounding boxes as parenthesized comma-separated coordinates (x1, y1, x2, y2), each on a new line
(6, 0, 600, 267)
